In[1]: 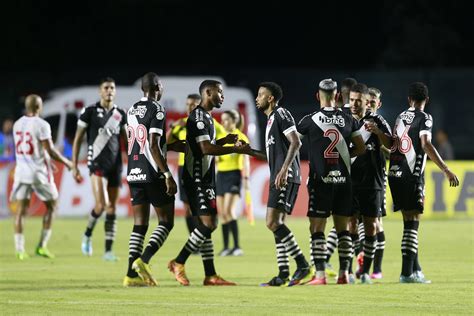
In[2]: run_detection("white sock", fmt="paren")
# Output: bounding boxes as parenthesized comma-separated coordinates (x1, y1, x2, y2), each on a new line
(15, 233, 25, 252)
(316, 270, 325, 278)
(40, 229, 52, 248)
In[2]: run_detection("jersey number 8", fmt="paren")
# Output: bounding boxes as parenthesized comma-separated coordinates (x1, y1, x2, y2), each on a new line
(127, 124, 148, 155)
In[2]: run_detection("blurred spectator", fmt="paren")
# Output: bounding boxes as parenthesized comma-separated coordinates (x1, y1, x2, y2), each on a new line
(435, 129, 455, 160)
(0, 118, 15, 162)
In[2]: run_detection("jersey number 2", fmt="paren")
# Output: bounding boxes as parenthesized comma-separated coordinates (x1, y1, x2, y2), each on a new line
(15, 131, 34, 155)
(323, 129, 340, 158)
(127, 124, 148, 155)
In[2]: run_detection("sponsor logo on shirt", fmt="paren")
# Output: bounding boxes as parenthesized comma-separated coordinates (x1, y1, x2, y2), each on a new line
(98, 126, 120, 136)
(321, 170, 347, 184)
(266, 135, 275, 148)
(129, 106, 147, 118)
(319, 115, 345, 127)
(388, 165, 403, 178)
(400, 111, 415, 124)
(127, 167, 146, 181)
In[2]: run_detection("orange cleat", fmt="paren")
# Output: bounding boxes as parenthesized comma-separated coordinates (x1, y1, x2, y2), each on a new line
(306, 276, 327, 286)
(203, 275, 237, 286)
(168, 259, 190, 286)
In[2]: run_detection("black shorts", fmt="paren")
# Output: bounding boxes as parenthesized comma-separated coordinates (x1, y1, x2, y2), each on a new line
(307, 179, 352, 218)
(352, 189, 383, 218)
(90, 166, 122, 188)
(183, 181, 217, 216)
(380, 186, 387, 217)
(178, 166, 188, 203)
(389, 178, 425, 213)
(216, 170, 242, 196)
(267, 182, 299, 214)
(129, 181, 175, 207)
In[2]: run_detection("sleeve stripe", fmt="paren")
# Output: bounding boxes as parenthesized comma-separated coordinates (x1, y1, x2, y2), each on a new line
(77, 120, 88, 128)
(419, 130, 432, 137)
(149, 128, 163, 135)
(283, 125, 297, 136)
(196, 135, 210, 142)
(352, 130, 361, 137)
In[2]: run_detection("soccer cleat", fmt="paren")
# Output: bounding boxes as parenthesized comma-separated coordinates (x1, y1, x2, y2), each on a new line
(231, 248, 244, 256)
(16, 251, 29, 260)
(36, 247, 55, 259)
(219, 248, 232, 257)
(260, 276, 289, 287)
(203, 275, 236, 286)
(103, 251, 119, 262)
(413, 271, 432, 284)
(306, 276, 327, 286)
(325, 263, 337, 277)
(370, 272, 383, 279)
(348, 273, 356, 284)
(288, 266, 314, 286)
(337, 273, 349, 284)
(168, 259, 190, 286)
(81, 236, 93, 256)
(123, 276, 148, 287)
(360, 273, 373, 284)
(399, 274, 416, 283)
(132, 258, 157, 286)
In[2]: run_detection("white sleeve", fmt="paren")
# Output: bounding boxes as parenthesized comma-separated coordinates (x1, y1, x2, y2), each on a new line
(38, 121, 52, 141)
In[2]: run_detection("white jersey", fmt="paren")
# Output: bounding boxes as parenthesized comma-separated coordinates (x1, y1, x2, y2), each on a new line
(13, 116, 53, 184)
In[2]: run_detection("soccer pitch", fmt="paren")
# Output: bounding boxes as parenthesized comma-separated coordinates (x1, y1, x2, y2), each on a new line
(1, 217, 473, 315)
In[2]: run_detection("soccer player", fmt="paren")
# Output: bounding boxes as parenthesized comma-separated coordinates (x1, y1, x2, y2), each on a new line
(255, 81, 313, 287)
(122, 72, 178, 287)
(297, 79, 365, 285)
(72, 77, 127, 261)
(389, 82, 459, 283)
(339, 77, 357, 112)
(168, 80, 252, 286)
(10, 94, 73, 259)
(349, 84, 392, 284)
(216, 110, 250, 256)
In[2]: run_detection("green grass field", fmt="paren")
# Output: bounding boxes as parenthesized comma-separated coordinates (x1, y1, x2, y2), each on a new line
(1, 217, 473, 315)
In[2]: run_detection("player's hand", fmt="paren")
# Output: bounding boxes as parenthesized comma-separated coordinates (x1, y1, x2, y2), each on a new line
(235, 143, 252, 155)
(72, 166, 83, 183)
(444, 168, 460, 187)
(223, 133, 239, 144)
(165, 177, 178, 196)
(275, 168, 288, 190)
(365, 121, 381, 135)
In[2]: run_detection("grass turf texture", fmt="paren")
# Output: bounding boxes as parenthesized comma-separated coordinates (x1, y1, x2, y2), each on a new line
(1, 217, 473, 315)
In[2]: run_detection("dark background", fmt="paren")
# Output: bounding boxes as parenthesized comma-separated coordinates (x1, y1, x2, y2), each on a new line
(1, 0, 473, 158)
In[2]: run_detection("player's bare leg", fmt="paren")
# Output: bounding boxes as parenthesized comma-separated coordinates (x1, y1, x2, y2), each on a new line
(103, 184, 119, 261)
(14, 199, 30, 260)
(359, 216, 377, 284)
(35, 199, 56, 258)
(372, 217, 385, 279)
(333, 215, 353, 284)
(307, 217, 328, 285)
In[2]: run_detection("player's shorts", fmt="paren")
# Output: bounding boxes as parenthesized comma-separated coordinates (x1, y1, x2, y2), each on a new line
(216, 170, 242, 196)
(352, 188, 383, 218)
(267, 182, 299, 214)
(389, 178, 425, 213)
(129, 180, 175, 207)
(90, 166, 122, 188)
(178, 166, 188, 203)
(380, 187, 387, 217)
(306, 178, 352, 218)
(183, 180, 217, 216)
(10, 181, 58, 202)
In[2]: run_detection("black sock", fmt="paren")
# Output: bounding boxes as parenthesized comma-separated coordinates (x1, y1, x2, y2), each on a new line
(201, 238, 216, 276)
(373, 231, 385, 273)
(274, 236, 289, 279)
(104, 214, 117, 252)
(401, 220, 419, 277)
(337, 231, 352, 273)
(413, 252, 422, 272)
(362, 235, 377, 274)
(176, 225, 212, 264)
(326, 227, 338, 263)
(229, 220, 240, 249)
(311, 232, 326, 272)
(185, 215, 197, 235)
(274, 224, 308, 269)
(85, 209, 101, 237)
(126, 225, 148, 278)
(141, 222, 173, 264)
(349, 233, 359, 273)
(221, 223, 230, 249)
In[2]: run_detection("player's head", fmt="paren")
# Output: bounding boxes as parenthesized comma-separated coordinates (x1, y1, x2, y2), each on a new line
(221, 110, 239, 132)
(99, 77, 116, 103)
(141, 72, 163, 101)
(316, 79, 338, 107)
(408, 82, 429, 107)
(2, 117, 14, 134)
(349, 83, 369, 116)
(368, 87, 382, 113)
(186, 93, 201, 114)
(199, 80, 224, 109)
(24, 94, 43, 115)
(256, 82, 283, 113)
(341, 77, 357, 104)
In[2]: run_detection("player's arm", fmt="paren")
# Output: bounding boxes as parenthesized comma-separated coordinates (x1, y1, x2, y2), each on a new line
(365, 117, 392, 148)
(42, 138, 73, 170)
(275, 130, 301, 189)
(199, 140, 251, 156)
(167, 140, 186, 153)
(249, 149, 267, 161)
(149, 133, 177, 195)
(350, 134, 366, 157)
(421, 135, 459, 187)
(71, 126, 86, 182)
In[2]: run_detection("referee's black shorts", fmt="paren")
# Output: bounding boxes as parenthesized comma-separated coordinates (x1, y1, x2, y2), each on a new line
(216, 170, 242, 196)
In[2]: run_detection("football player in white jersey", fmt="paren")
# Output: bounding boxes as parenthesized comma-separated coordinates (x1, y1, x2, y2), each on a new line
(10, 94, 73, 260)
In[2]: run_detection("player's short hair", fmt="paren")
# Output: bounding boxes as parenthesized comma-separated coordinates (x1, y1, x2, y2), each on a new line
(368, 87, 382, 99)
(187, 93, 201, 100)
(258, 82, 283, 102)
(141, 72, 160, 92)
(199, 80, 222, 95)
(408, 82, 429, 102)
(224, 110, 239, 123)
(341, 77, 357, 89)
(350, 83, 369, 95)
(99, 77, 115, 86)
(319, 79, 337, 92)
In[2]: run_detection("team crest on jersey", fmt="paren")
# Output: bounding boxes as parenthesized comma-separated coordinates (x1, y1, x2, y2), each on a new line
(129, 106, 147, 118)
(156, 111, 164, 120)
(197, 121, 205, 130)
(266, 135, 275, 147)
(319, 115, 345, 127)
(425, 119, 432, 128)
(400, 111, 415, 124)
